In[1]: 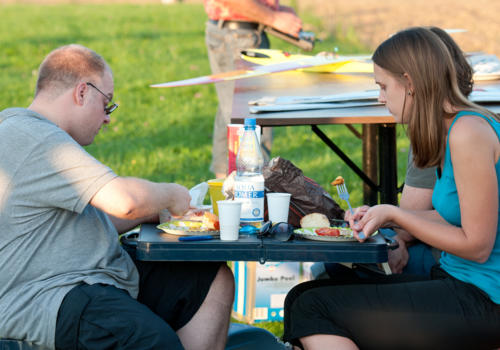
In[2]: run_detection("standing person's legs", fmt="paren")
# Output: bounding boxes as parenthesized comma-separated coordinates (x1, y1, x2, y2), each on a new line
(205, 22, 271, 178)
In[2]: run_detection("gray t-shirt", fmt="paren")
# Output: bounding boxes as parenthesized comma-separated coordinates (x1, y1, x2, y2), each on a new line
(0, 108, 139, 349)
(405, 147, 436, 189)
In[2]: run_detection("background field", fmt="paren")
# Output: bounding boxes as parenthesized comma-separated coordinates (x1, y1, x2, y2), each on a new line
(0, 2, 411, 208)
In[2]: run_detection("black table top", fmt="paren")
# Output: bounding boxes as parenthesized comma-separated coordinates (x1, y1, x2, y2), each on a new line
(132, 224, 391, 264)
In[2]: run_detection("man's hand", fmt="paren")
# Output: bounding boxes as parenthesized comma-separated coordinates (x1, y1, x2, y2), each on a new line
(164, 183, 191, 216)
(387, 236, 409, 273)
(222, 0, 303, 38)
(270, 7, 302, 37)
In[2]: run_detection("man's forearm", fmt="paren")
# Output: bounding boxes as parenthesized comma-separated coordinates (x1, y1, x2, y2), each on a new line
(91, 177, 190, 221)
(108, 212, 158, 234)
(218, 0, 276, 26)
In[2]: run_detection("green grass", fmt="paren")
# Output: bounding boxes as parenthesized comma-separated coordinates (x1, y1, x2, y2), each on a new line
(0, 2, 410, 338)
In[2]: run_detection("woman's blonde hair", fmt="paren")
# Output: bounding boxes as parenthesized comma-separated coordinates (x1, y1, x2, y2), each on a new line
(372, 27, 497, 168)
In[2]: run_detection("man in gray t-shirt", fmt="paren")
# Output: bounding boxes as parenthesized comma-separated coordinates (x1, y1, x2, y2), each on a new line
(0, 44, 234, 350)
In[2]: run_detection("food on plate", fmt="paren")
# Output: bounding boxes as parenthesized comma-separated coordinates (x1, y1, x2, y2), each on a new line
(331, 176, 344, 186)
(202, 211, 220, 230)
(180, 208, 206, 222)
(293, 226, 355, 241)
(315, 227, 340, 236)
(300, 213, 330, 228)
(159, 209, 220, 232)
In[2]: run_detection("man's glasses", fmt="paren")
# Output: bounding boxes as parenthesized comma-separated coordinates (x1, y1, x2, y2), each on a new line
(86, 82, 119, 115)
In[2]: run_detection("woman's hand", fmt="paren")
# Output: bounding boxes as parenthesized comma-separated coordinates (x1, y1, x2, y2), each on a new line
(345, 205, 369, 241)
(350, 204, 397, 242)
(344, 205, 369, 223)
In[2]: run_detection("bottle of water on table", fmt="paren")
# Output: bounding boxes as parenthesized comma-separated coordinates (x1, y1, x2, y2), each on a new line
(234, 118, 264, 227)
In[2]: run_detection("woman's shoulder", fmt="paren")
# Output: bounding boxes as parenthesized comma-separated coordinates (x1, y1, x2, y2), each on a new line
(448, 111, 499, 153)
(452, 111, 497, 133)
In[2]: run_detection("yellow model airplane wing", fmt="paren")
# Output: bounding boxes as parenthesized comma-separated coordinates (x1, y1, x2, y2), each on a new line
(151, 54, 367, 88)
(240, 49, 373, 74)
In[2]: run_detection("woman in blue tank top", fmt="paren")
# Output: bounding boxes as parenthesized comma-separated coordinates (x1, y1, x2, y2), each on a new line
(284, 27, 500, 350)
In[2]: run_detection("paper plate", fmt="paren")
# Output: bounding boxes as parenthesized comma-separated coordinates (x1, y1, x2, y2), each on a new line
(157, 221, 219, 236)
(293, 227, 357, 242)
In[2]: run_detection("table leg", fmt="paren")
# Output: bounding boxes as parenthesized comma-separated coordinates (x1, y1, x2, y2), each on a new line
(362, 125, 378, 206)
(378, 124, 398, 205)
(311, 125, 378, 194)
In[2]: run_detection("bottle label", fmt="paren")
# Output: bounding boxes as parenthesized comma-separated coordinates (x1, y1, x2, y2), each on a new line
(234, 177, 264, 222)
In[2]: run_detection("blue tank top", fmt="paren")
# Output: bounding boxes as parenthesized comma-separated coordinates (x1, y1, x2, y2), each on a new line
(432, 110, 500, 304)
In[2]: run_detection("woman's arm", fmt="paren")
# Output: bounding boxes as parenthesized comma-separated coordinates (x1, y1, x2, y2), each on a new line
(357, 116, 499, 262)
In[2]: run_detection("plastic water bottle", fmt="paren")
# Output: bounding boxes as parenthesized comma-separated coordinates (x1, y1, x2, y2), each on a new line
(234, 118, 264, 226)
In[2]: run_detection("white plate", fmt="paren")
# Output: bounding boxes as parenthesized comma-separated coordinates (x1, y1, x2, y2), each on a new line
(293, 227, 357, 242)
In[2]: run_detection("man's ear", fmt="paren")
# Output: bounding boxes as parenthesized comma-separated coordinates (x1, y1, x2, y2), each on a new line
(74, 82, 88, 106)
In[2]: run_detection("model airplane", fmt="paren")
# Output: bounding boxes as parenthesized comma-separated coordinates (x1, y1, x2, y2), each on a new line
(150, 29, 499, 89)
(150, 50, 372, 88)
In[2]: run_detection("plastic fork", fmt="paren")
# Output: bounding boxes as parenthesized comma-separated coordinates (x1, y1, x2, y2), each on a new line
(336, 182, 354, 215)
(336, 182, 365, 239)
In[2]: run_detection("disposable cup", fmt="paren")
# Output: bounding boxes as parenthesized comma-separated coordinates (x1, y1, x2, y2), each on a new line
(207, 179, 226, 216)
(217, 200, 242, 241)
(266, 193, 291, 223)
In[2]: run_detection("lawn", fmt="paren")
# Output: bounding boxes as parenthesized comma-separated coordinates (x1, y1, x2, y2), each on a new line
(0, 2, 409, 339)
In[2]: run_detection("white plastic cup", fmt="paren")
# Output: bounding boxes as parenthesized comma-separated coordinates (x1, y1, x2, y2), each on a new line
(266, 193, 291, 223)
(217, 200, 242, 241)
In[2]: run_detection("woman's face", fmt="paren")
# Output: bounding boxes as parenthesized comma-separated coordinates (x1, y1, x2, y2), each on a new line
(374, 63, 411, 123)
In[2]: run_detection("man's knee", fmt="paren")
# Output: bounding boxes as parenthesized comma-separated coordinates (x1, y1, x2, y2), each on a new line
(56, 284, 184, 350)
(79, 310, 183, 350)
(209, 264, 235, 305)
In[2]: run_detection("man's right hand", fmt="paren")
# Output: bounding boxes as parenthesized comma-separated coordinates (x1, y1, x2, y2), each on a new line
(164, 183, 191, 216)
(387, 235, 410, 274)
(271, 8, 302, 38)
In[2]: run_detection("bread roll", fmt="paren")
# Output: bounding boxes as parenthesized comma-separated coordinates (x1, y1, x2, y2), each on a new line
(300, 213, 330, 228)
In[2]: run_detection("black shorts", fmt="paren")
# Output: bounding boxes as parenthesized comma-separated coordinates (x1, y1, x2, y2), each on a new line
(284, 265, 500, 350)
(55, 260, 222, 350)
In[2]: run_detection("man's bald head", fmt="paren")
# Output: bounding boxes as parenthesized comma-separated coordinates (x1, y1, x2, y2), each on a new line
(35, 44, 111, 98)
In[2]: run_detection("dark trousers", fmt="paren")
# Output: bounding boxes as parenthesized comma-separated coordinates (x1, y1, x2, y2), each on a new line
(284, 265, 500, 350)
(55, 261, 221, 350)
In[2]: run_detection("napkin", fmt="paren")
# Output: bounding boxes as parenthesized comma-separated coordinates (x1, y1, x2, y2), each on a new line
(189, 182, 209, 208)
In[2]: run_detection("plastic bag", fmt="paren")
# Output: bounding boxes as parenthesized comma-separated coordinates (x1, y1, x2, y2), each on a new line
(263, 157, 345, 227)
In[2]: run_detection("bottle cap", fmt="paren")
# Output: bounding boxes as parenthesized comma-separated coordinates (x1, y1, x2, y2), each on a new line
(244, 118, 256, 128)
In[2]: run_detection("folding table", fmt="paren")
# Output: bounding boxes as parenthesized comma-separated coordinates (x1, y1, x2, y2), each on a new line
(132, 224, 394, 267)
